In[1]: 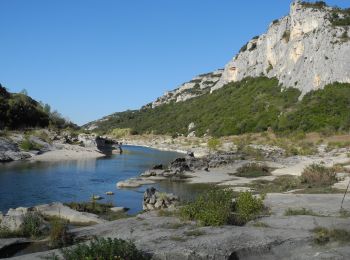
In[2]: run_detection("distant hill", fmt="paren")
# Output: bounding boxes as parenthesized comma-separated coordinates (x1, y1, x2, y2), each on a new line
(0, 84, 77, 130)
(85, 1, 350, 137)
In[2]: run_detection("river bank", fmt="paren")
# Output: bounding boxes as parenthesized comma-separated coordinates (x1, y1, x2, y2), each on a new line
(0, 130, 116, 163)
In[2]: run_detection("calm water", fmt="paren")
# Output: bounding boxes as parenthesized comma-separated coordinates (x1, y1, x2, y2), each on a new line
(0, 146, 208, 215)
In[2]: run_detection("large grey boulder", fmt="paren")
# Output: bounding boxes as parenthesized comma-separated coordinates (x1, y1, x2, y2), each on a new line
(143, 187, 178, 211)
(35, 202, 106, 225)
(0, 137, 32, 162)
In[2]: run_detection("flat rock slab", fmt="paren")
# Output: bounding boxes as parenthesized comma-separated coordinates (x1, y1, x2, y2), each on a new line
(116, 178, 155, 188)
(35, 202, 106, 224)
(265, 193, 350, 217)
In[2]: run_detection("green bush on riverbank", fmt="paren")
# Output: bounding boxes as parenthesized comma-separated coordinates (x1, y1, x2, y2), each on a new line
(61, 237, 150, 260)
(180, 189, 265, 226)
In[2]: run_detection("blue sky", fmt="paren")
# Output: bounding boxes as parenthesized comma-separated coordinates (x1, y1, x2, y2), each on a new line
(0, 0, 348, 125)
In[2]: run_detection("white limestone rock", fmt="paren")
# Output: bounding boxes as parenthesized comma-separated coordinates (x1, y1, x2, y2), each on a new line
(35, 202, 105, 224)
(213, 1, 350, 96)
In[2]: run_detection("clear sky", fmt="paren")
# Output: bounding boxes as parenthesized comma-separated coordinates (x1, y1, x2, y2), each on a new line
(0, 0, 348, 125)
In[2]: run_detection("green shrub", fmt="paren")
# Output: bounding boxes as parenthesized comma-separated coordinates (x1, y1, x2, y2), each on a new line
(85, 77, 350, 137)
(180, 188, 235, 226)
(234, 192, 265, 225)
(109, 128, 132, 138)
(282, 30, 290, 42)
(49, 218, 71, 248)
(22, 212, 42, 238)
(234, 163, 270, 178)
(301, 164, 337, 187)
(20, 138, 43, 151)
(250, 175, 301, 193)
(1, 211, 43, 238)
(313, 227, 350, 245)
(64, 201, 128, 221)
(207, 138, 221, 151)
(300, 1, 327, 9)
(65, 201, 113, 215)
(61, 237, 150, 260)
(284, 208, 321, 216)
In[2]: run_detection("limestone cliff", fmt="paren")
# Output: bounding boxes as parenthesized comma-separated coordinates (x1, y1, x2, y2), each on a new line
(151, 1, 350, 106)
(213, 1, 350, 95)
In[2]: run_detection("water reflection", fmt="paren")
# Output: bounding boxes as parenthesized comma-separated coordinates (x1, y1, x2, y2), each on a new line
(0, 146, 208, 215)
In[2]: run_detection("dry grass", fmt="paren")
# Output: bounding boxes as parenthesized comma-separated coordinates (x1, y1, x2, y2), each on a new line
(301, 164, 337, 187)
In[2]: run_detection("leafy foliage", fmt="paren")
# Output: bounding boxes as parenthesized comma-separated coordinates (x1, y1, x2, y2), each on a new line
(20, 138, 43, 151)
(61, 237, 150, 260)
(207, 138, 221, 151)
(278, 83, 350, 133)
(88, 77, 301, 136)
(0, 211, 43, 238)
(87, 78, 350, 137)
(234, 192, 265, 225)
(300, 1, 327, 9)
(180, 188, 235, 226)
(0, 84, 77, 130)
(330, 8, 350, 26)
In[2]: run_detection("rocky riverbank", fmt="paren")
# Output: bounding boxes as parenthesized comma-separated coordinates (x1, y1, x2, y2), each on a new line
(5, 193, 350, 260)
(0, 130, 118, 163)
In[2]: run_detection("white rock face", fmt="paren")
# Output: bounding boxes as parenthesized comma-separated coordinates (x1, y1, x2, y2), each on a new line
(151, 70, 223, 108)
(0, 208, 29, 231)
(35, 202, 105, 224)
(213, 1, 350, 95)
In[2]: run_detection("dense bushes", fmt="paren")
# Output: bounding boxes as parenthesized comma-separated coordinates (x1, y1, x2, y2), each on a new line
(0, 84, 77, 130)
(180, 189, 265, 226)
(278, 83, 350, 133)
(234, 192, 265, 224)
(61, 237, 150, 260)
(89, 77, 300, 136)
(300, 1, 327, 9)
(89, 77, 350, 137)
(180, 188, 235, 226)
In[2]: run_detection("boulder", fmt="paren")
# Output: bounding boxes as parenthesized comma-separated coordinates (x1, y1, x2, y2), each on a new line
(187, 131, 196, 138)
(152, 164, 163, 170)
(110, 207, 127, 213)
(140, 169, 165, 177)
(0, 138, 31, 162)
(188, 122, 196, 132)
(143, 187, 178, 211)
(0, 207, 30, 232)
(169, 158, 190, 173)
(35, 202, 105, 224)
(117, 178, 155, 188)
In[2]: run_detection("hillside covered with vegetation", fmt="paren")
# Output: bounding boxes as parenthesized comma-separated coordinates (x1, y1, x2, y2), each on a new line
(0, 84, 77, 130)
(86, 77, 350, 137)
